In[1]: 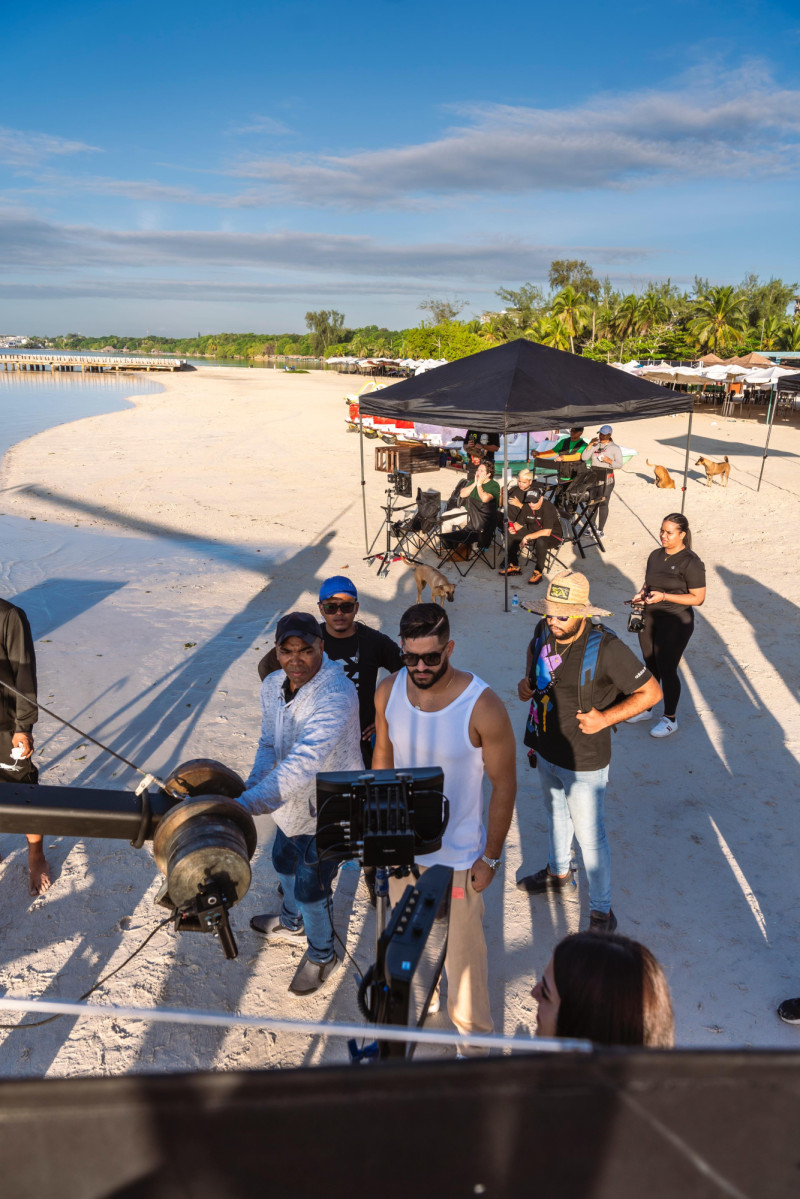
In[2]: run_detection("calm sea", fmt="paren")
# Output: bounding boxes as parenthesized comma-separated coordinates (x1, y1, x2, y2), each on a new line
(0, 370, 164, 459)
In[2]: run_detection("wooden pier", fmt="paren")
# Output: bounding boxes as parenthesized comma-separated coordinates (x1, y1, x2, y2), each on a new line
(0, 353, 187, 373)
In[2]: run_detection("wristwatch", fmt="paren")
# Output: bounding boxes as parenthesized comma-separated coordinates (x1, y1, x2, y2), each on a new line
(481, 854, 502, 870)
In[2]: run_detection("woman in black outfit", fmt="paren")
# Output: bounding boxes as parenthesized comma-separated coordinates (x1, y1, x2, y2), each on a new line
(627, 513, 705, 739)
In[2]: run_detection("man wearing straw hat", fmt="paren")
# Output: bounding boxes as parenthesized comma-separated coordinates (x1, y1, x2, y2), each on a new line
(516, 571, 661, 932)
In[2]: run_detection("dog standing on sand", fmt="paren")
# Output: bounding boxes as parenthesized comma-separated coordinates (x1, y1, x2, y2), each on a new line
(413, 563, 456, 605)
(646, 460, 676, 489)
(695, 455, 731, 487)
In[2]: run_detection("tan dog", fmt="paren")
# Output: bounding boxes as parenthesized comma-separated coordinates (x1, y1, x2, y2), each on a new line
(646, 460, 676, 489)
(696, 455, 731, 487)
(413, 563, 456, 605)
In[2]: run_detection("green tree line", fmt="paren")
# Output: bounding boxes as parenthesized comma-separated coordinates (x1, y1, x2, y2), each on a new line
(46, 265, 799, 365)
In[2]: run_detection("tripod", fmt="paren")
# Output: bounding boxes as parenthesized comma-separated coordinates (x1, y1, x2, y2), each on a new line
(364, 484, 420, 577)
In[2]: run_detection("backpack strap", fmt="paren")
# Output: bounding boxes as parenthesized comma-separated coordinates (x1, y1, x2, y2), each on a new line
(579, 623, 617, 713)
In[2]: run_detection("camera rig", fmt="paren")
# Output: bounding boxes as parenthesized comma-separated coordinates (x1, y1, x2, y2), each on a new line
(316, 767, 452, 1059)
(0, 759, 256, 960)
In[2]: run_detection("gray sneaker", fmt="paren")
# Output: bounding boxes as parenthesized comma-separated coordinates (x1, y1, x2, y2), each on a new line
(289, 951, 341, 996)
(250, 913, 306, 945)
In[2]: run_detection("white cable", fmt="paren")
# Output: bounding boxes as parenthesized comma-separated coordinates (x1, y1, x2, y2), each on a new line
(0, 995, 592, 1054)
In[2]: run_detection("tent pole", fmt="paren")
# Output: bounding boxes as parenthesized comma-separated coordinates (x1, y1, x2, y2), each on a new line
(504, 416, 509, 614)
(359, 416, 369, 552)
(757, 383, 778, 492)
(680, 404, 693, 515)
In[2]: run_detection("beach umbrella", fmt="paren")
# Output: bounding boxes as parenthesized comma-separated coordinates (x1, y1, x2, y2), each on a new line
(359, 339, 693, 609)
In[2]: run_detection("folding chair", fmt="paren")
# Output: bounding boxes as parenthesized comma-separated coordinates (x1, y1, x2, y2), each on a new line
(437, 520, 500, 578)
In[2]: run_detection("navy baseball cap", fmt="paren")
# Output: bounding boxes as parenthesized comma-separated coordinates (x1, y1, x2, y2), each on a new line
(319, 575, 358, 602)
(275, 612, 322, 646)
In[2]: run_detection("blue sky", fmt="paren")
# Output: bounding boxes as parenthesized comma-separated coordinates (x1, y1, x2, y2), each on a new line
(1, 0, 799, 336)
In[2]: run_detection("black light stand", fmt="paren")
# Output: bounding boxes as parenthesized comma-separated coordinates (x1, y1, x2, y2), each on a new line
(364, 471, 420, 577)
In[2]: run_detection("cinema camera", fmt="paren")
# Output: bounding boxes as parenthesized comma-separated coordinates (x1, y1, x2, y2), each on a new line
(387, 469, 412, 498)
(0, 759, 256, 961)
(316, 767, 452, 1059)
(625, 592, 651, 634)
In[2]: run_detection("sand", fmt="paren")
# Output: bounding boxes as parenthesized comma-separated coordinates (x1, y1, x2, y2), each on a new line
(0, 363, 798, 1078)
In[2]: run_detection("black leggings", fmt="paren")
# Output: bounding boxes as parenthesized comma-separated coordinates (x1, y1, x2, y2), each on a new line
(637, 608, 694, 717)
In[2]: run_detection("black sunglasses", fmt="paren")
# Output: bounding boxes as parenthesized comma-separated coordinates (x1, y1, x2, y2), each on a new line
(320, 601, 356, 614)
(401, 650, 445, 667)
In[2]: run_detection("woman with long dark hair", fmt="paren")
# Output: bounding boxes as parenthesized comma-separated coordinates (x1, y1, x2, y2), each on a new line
(531, 931, 675, 1047)
(627, 512, 705, 738)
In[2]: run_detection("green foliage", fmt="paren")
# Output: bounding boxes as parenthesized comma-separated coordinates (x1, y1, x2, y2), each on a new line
(548, 259, 600, 301)
(418, 297, 468, 325)
(688, 285, 748, 354)
(494, 282, 545, 328)
(402, 321, 485, 360)
(304, 310, 347, 355)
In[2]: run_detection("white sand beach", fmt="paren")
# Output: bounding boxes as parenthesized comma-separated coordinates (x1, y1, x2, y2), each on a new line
(0, 363, 799, 1077)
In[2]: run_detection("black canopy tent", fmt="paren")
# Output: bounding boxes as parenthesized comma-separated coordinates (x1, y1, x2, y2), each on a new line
(758, 371, 800, 491)
(359, 340, 694, 610)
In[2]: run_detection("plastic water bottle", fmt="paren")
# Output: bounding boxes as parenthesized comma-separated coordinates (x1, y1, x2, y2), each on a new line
(511, 594, 520, 612)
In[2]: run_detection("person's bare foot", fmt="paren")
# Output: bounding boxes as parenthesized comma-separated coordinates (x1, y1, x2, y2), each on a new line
(28, 845, 51, 896)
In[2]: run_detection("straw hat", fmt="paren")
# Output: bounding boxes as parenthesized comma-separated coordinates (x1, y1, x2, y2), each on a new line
(524, 570, 611, 618)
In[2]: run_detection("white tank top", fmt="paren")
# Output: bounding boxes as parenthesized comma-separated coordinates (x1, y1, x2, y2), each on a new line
(384, 668, 489, 870)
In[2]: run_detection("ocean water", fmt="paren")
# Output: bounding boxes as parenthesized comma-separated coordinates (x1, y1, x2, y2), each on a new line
(0, 370, 163, 457)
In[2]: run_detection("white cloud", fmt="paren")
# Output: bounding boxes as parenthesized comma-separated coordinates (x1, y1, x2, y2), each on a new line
(0, 207, 648, 282)
(0, 126, 100, 168)
(228, 66, 800, 206)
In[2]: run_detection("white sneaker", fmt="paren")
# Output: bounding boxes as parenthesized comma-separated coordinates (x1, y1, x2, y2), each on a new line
(626, 709, 652, 724)
(650, 716, 678, 738)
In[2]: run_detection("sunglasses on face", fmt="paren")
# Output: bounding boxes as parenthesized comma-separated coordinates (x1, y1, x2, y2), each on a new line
(546, 614, 572, 622)
(320, 601, 356, 615)
(401, 650, 445, 667)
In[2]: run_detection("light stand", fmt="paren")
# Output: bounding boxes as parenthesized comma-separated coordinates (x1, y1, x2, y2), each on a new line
(364, 473, 418, 578)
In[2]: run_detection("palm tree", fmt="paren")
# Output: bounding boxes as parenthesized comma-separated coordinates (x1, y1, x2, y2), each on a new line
(779, 319, 800, 351)
(550, 286, 590, 353)
(639, 292, 671, 332)
(530, 315, 570, 352)
(689, 286, 748, 354)
(615, 293, 644, 340)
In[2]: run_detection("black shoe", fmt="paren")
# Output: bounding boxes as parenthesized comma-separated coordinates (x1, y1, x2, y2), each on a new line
(516, 866, 573, 894)
(288, 951, 341, 996)
(589, 908, 618, 933)
(778, 997, 800, 1025)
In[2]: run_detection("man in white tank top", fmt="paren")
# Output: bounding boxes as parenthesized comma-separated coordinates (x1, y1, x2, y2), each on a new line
(373, 603, 516, 1056)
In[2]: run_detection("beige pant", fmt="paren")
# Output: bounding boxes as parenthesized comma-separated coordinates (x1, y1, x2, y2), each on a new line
(388, 865, 493, 1056)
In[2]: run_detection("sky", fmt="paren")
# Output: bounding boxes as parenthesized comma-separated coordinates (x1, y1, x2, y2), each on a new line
(1, 0, 799, 337)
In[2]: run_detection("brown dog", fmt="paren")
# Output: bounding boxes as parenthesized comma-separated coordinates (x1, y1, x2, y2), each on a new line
(413, 563, 456, 605)
(695, 455, 731, 487)
(646, 460, 676, 489)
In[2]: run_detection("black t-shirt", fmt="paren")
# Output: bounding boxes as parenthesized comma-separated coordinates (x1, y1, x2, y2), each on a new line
(258, 621, 402, 731)
(526, 620, 651, 770)
(643, 548, 706, 616)
(521, 497, 561, 542)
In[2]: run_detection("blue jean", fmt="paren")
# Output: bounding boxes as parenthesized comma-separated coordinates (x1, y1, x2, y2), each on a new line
(537, 755, 611, 913)
(271, 827, 338, 963)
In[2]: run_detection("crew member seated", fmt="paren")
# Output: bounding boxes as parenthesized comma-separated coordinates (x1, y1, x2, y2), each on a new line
(441, 461, 500, 556)
(498, 470, 561, 585)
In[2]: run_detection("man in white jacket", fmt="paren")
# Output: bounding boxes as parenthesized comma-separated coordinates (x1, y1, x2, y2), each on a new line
(238, 612, 362, 996)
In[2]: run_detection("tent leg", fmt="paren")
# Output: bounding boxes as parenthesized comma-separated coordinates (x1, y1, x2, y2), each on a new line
(359, 418, 369, 552)
(680, 406, 694, 515)
(503, 419, 509, 613)
(757, 385, 778, 492)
